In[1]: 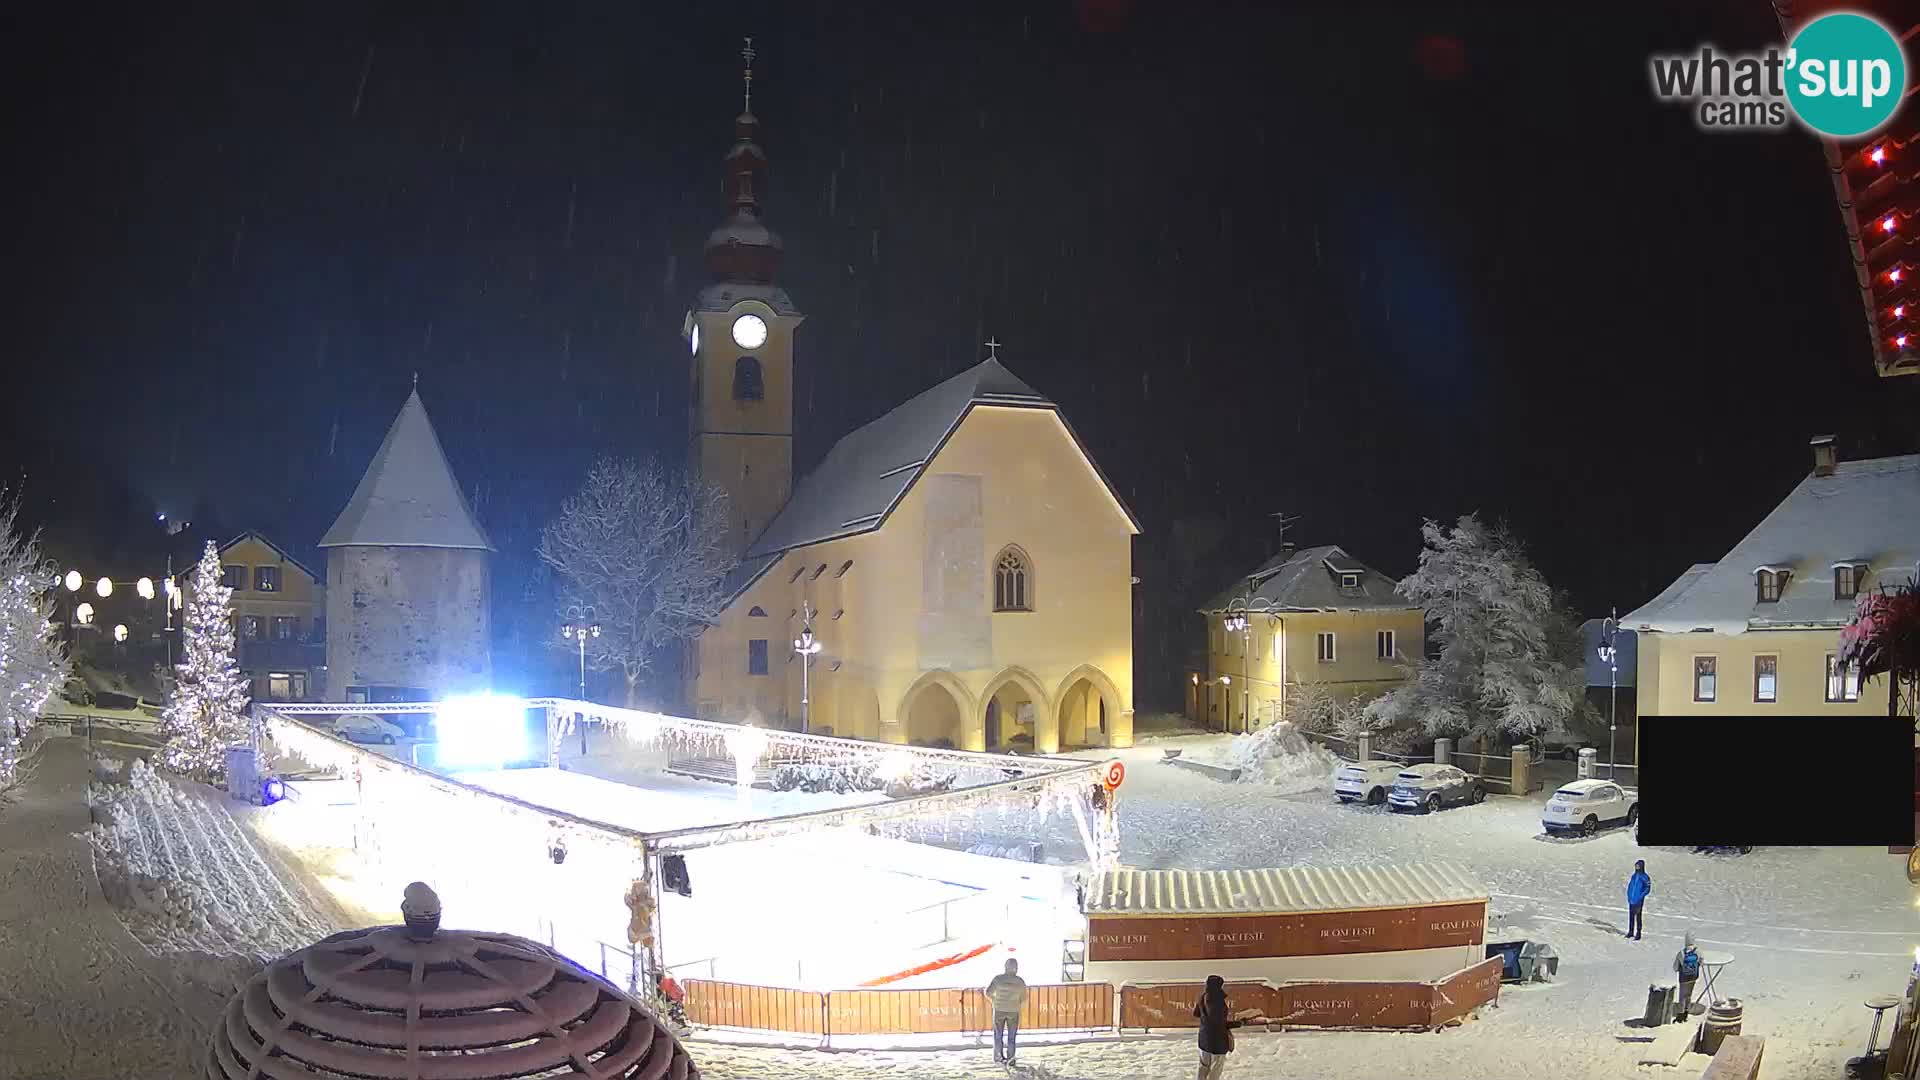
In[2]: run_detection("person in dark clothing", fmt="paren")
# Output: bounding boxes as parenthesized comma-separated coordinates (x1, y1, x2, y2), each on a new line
(1193, 974, 1263, 1079)
(1626, 859, 1651, 940)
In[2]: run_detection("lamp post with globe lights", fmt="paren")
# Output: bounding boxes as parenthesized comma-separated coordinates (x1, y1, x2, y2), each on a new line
(560, 606, 600, 754)
(793, 602, 823, 734)
(1597, 609, 1619, 780)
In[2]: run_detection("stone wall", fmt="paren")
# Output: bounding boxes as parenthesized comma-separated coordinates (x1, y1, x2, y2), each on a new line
(324, 546, 491, 700)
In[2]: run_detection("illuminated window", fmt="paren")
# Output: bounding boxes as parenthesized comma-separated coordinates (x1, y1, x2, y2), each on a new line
(272, 616, 298, 641)
(1693, 656, 1717, 702)
(1826, 655, 1862, 703)
(239, 615, 265, 642)
(993, 546, 1032, 612)
(254, 566, 280, 592)
(1753, 655, 1777, 703)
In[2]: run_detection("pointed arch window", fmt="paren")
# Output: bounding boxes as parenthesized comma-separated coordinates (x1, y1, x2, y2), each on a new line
(993, 545, 1033, 612)
(733, 355, 764, 401)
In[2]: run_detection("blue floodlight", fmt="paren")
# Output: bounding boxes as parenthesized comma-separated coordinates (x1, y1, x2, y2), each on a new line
(435, 694, 529, 771)
(261, 776, 286, 805)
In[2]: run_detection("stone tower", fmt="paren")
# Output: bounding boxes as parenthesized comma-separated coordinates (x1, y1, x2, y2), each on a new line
(319, 388, 494, 702)
(683, 38, 803, 555)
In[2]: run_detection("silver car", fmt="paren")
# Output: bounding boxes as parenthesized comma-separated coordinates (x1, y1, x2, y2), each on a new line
(1387, 763, 1485, 814)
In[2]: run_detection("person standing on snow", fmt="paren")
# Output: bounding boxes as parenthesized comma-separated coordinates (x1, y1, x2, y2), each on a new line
(1193, 974, 1264, 1079)
(1673, 932, 1702, 1022)
(1626, 859, 1651, 940)
(984, 958, 1028, 1065)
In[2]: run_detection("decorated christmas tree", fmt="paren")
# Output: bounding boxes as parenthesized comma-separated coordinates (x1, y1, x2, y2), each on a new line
(160, 540, 251, 781)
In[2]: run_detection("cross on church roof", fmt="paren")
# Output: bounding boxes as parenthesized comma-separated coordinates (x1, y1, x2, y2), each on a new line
(742, 36, 755, 113)
(984, 337, 1002, 361)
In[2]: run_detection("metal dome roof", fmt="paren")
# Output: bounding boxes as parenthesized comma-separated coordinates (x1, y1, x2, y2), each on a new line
(207, 894, 697, 1079)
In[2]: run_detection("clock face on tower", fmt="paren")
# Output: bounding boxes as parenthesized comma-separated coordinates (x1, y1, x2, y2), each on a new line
(689, 323, 701, 356)
(731, 313, 768, 350)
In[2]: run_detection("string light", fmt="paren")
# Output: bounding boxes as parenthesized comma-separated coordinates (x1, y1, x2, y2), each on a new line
(1892, 268, 1904, 283)
(1898, 335, 1910, 349)
(1872, 146, 1887, 165)
(1884, 216, 1898, 234)
(1896, 305, 1906, 319)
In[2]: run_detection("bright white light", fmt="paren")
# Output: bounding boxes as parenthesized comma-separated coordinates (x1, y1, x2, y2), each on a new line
(96, 577, 113, 598)
(163, 576, 176, 596)
(113, 624, 128, 642)
(1872, 146, 1887, 164)
(1885, 217, 1898, 233)
(1892, 269, 1904, 283)
(64, 571, 81, 592)
(434, 695, 530, 771)
(136, 577, 155, 600)
(726, 724, 770, 788)
(1898, 306, 1907, 319)
(876, 751, 915, 782)
(75, 602, 95, 625)
(1900, 335, 1910, 349)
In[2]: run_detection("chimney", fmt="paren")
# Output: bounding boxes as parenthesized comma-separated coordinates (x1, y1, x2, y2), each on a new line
(1810, 435, 1838, 477)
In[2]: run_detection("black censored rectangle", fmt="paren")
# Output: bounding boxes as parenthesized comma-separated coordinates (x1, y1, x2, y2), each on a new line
(1636, 716, 1913, 847)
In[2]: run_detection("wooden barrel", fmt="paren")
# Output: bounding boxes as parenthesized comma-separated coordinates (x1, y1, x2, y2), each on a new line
(1698, 999, 1744, 1055)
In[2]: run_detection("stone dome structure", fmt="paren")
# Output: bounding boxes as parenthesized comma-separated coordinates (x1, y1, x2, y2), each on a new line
(207, 884, 697, 1079)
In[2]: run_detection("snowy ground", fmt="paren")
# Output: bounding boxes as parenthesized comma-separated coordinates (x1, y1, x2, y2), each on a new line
(2, 724, 1910, 1079)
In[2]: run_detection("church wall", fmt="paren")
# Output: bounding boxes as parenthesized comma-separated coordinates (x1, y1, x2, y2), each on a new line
(324, 546, 491, 701)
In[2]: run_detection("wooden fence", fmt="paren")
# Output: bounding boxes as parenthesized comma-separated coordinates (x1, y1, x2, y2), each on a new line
(684, 960, 1497, 1039)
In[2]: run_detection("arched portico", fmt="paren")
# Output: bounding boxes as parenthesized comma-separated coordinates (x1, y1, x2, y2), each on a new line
(979, 666, 1050, 752)
(895, 669, 978, 750)
(1052, 664, 1126, 751)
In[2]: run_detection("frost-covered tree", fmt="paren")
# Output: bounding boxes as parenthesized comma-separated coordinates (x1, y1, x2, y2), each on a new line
(0, 497, 69, 787)
(537, 457, 735, 708)
(1364, 515, 1585, 741)
(160, 540, 251, 781)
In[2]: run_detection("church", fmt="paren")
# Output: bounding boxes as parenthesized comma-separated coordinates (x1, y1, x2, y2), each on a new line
(683, 50, 1138, 753)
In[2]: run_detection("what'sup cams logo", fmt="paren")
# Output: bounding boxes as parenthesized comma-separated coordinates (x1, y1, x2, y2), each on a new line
(1651, 11, 1907, 136)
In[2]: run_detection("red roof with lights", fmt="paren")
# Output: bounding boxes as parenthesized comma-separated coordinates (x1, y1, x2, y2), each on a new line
(1776, 0, 1920, 376)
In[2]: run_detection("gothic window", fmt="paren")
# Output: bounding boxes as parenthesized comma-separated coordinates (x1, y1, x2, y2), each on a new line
(748, 606, 768, 617)
(993, 546, 1033, 612)
(733, 356, 764, 401)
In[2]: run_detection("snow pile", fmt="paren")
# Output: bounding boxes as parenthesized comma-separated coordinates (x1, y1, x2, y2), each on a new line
(82, 757, 340, 956)
(1221, 722, 1341, 791)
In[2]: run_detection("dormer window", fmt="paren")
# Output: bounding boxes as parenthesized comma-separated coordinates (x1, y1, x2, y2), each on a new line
(1755, 567, 1789, 603)
(1834, 561, 1868, 601)
(1340, 572, 1360, 589)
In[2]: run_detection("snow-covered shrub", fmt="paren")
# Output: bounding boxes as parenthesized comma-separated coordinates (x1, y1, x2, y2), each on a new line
(0, 495, 69, 789)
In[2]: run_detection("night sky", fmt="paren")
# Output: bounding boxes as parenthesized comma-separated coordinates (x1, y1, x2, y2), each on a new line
(9, 2, 1919, 708)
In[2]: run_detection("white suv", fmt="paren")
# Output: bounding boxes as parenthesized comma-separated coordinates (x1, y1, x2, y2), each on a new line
(1543, 779, 1639, 837)
(1333, 760, 1404, 805)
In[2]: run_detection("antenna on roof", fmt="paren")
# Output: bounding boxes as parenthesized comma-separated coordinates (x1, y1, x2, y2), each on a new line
(411, 371, 419, 389)
(1269, 511, 1301, 552)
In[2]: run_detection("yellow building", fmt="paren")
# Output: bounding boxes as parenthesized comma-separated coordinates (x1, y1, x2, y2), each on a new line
(195, 531, 327, 702)
(1622, 438, 1917, 727)
(680, 77, 1139, 753)
(1195, 545, 1426, 733)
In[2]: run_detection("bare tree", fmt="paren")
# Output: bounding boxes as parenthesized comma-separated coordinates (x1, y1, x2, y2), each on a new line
(537, 458, 735, 708)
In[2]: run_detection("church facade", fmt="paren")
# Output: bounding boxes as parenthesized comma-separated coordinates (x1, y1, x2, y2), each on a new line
(682, 56, 1138, 752)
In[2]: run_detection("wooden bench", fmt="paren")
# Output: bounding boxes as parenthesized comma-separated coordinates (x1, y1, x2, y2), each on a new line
(1699, 1034, 1763, 1080)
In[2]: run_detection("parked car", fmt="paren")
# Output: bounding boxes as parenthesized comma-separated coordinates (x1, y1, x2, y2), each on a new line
(1531, 730, 1587, 763)
(333, 712, 406, 745)
(1387, 763, 1485, 814)
(1542, 778, 1639, 836)
(1334, 760, 1404, 805)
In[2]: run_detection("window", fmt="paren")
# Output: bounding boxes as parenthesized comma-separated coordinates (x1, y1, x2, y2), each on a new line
(1376, 629, 1395, 660)
(1693, 656, 1717, 702)
(1756, 569, 1787, 603)
(223, 565, 246, 590)
(732, 355, 764, 400)
(747, 639, 769, 675)
(1316, 631, 1336, 662)
(239, 615, 264, 641)
(810, 564, 827, 581)
(836, 560, 854, 578)
(1270, 631, 1282, 662)
(1340, 572, 1360, 589)
(272, 616, 298, 641)
(266, 671, 307, 701)
(254, 566, 280, 592)
(1835, 564, 1860, 600)
(832, 608, 844, 620)
(993, 546, 1032, 611)
(1827, 654, 1862, 702)
(346, 685, 368, 704)
(1753, 655, 1777, 703)
(748, 606, 768, 617)
(788, 565, 805, 584)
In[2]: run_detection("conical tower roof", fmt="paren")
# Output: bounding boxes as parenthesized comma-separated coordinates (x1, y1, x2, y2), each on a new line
(320, 389, 494, 551)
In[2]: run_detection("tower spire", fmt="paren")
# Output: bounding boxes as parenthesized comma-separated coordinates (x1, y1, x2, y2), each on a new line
(742, 36, 755, 115)
(705, 37, 782, 284)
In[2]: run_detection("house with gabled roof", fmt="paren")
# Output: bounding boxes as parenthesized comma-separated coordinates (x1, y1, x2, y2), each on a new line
(1620, 437, 1919, 726)
(319, 387, 494, 704)
(678, 69, 1138, 751)
(1194, 544, 1425, 733)
(185, 530, 327, 702)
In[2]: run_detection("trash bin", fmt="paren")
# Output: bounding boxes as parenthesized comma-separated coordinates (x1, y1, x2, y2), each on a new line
(1644, 984, 1677, 1027)
(225, 747, 260, 804)
(1521, 942, 1559, 981)
(1486, 941, 1527, 982)
(1699, 999, 1743, 1055)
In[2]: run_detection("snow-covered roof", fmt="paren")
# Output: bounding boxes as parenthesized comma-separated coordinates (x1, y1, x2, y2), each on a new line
(723, 359, 1140, 599)
(319, 389, 494, 552)
(1084, 863, 1486, 917)
(693, 281, 801, 316)
(1622, 453, 1920, 635)
(705, 217, 784, 252)
(1201, 544, 1414, 614)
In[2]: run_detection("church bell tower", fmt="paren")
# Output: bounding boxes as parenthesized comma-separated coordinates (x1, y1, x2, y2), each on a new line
(685, 37, 802, 554)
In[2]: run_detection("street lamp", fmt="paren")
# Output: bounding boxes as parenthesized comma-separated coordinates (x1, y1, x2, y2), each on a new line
(95, 577, 112, 598)
(64, 570, 81, 593)
(793, 602, 823, 734)
(1597, 609, 1619, 780)
(560, 606, 600, 754)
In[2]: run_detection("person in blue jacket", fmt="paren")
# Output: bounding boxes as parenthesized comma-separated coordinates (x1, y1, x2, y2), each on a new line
(1626, 859, 1651, 940)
